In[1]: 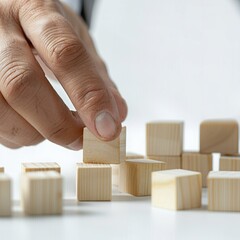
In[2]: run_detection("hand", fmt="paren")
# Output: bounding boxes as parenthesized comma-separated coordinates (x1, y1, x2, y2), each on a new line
(0, 0, 127, 150)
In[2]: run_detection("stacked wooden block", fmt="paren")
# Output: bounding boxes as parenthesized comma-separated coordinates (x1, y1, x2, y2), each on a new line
(21, 162, 62, 215)
(200, 119, 240, 212)
(146, 121, 183, 169)
(0, 167, 11, 216)
(78, 127, 126, 201)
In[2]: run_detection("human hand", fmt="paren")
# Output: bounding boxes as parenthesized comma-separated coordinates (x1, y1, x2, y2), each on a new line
(0, 0, 127, 150)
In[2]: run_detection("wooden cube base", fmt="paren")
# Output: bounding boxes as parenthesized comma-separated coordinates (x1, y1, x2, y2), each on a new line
(220, 156, 240, 171)
(0, 174, 11, 216)
(21, 171, 62, 215)
(208, 171, 240, 211)
(76, 163, 112, 201)
(152, 169, 202, 210)
(119, 159, 165, 196)
(181, 152, 212, 187)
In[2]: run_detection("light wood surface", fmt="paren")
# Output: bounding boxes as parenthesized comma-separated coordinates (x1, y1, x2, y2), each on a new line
(200, 120, 238, 154)
(21, 171, 62, 215)
(0, 174, 11, 216)
(152, 169, 202, 210)
(0, 167, 4, 173)
(147, 155, 181, 169)
(126, 152, 145, 160)
(83, 127, 126, 164)
(22, 162, 61, 173)
(146, 121, 184, 156)
(219, 156, 240, 171)
(208, 171, 240, 211)
(76, 163, 112, 201)
(181, 152, 212, 187)
(119, 159, 165, 196)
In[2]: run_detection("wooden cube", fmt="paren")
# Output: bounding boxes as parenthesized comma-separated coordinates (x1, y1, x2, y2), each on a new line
(76, 163, 112, 201)
(83, 127, 126, 164)
(200, 120, 238, 155)
(119, 159, 165, 196)
(220, 156, 240, 171)
(22, 162, 61, 173)
(146, 121, 184, 156)
(181, 152, 212, 187)
(21, 171, 62, 215)
(147, 155, 181, 169)
(0, 167, 4, 173)
(208, 171, 240, 211)
(0, 174, 11, 216)
(112, 154, 144, 187)
(152, 169, 202, 210)
(126, 152, 144, 160)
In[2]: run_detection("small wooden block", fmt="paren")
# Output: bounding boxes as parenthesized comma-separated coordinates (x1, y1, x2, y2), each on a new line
(83, 127, 126, 164)
(126, 152, 145, 160)
(0, 167, 4, 173)
(146, 121, 184, 156)
(152, 169, 202, 210)
(119, 159, 165, 196)
(22, 162, 61, 173)
(181, 152, 212, 187)
(76, 163, 112, 201)
(21, 171, 62, 215)
(219, 156, 240, 171)
(0, 174, 11, 216)
(208, 171, 240, 211)
(200, 120, 238, 155)
(147, 156, 181, 169)
(112, 153, 145, 187)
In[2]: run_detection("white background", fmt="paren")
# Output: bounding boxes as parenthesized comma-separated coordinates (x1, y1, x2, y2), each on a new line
(0, 0, 240, 239)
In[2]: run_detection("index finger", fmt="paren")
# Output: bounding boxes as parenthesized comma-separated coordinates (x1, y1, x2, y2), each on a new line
(18, 2, 122, 140)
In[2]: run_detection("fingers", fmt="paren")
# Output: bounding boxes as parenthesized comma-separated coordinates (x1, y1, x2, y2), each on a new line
(18, 2, 122, 141)
(0, 18, 85, 150)
(0, 136, 21, 149)
(0, 93, 43, 147)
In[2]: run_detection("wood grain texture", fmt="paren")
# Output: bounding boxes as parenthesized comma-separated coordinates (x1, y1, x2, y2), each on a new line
(208, 171, 240, 211)
(220, 156, 240, 171)
(22, 162, 61, 173)
(21, 171, 62, 215)
(119, 159, 165, 196)
(147, 155, 181, 169)
(76, 163, 112, 201)
(83, 127, 126, 164)
(200, 120, 238, 154)
(0, 174, 11, 216)
(146, 121, 184, 156)
(152, 169, 202, 210)
(126, 152, 145, 160)
(181, 152, 212, 187)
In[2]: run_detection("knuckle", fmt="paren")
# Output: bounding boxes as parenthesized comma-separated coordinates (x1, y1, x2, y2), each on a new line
(45, 115, 71, 144)
(73, 85, 110, 114)
(48, 38, 88, 67)
(1, 65, 35, 103)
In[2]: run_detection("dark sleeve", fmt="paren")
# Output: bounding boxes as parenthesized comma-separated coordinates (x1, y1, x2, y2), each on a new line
(80, 0, 95, 27)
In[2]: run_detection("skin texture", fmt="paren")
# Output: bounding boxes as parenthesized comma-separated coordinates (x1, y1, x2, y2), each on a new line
(0, 0, 127, 150)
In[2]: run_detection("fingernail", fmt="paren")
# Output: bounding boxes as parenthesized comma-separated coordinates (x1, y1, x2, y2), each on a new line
(95, 112, 117, 139)
(67, 137, 82, 150)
